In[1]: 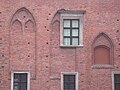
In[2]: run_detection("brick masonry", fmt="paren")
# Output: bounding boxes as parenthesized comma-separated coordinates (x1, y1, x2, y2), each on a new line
(0, 0, 120, 90)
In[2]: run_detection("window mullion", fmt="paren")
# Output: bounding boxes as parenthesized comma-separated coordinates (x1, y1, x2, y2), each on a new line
(20, 74, 21, 90)
(78, 20, 79, 45)
(70, 20, 72, 45)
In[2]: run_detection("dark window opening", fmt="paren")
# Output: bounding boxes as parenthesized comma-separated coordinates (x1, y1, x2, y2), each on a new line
(13, 73, 27, 90)
(63, 75, 76, 90)
(114, 74, 120, 90)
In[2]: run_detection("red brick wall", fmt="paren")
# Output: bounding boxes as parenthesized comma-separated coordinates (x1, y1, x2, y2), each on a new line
(0, 0, 120, 90)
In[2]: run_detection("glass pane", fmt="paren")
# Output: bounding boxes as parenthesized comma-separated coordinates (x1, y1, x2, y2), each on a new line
(69, 83, 75, 90)
(72, 38, 78, 45)
(64, 75, 69, 82)
(64, 20, 70, 27)
(64, 75, 75, 90)
(14, 74, 20, 82)
(64, 38, 70, 45)
(69, 75, 75, 82)
(72, 20, 79, 27)
(21, 83, 27, 90)
(64, 75, 75, 82)
(72, 29, 78, 36)
(64, 83, 69, 89)
(14, 78, 19, 82)
(14, 83, 19, 86)
(13, 85, 19, 90)
(115, 74, 120, 83)
(21, 74, 27, 82)
(115, 83, 120, 90)
(64, 29, 70, 36)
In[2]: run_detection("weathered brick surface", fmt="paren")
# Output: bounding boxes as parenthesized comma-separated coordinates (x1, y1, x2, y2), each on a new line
(0, 0, 120, 90)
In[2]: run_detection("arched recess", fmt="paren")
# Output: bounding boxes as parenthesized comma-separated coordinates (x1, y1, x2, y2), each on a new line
(50, 9, 68, 77)
(10, 7, 36, 79)
(92, 32, 114, 68)
(50, 9, 63, 77)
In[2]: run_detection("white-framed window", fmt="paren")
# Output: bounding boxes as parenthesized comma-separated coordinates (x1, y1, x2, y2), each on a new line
(61, 72, 78, 90)
(60, 11, 85, 47)
(11, 72, 30, 90)
(112, 71, 120, 90)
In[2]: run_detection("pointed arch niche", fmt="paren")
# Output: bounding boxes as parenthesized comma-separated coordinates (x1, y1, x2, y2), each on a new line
(10, 7, 36, 79)
(92, 33, 114, 69)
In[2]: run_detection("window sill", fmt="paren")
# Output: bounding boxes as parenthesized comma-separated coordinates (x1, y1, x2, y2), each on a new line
(60, 45, 83, 48)
(50, 76, 60, 80)
(91, 64, 114, 69)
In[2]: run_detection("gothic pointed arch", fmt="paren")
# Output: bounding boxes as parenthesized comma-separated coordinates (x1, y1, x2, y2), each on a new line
(92, 32, 114, 68)
(11, 7, 36, 33)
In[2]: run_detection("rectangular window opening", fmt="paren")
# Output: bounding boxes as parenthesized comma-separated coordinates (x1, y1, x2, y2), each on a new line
(63, 19, 79, 46)
(11, 72, 30, 90)
(64, 75, 76, 90)
(61, 72, 78, 90)
(114, 74, 120, 90)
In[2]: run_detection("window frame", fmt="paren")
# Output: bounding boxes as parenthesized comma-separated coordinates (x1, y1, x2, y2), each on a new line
(61, 72, 78, 90)
(112, 72, 120, 90)
(60, 13, 83, 47)
(11, 71, 30, 90)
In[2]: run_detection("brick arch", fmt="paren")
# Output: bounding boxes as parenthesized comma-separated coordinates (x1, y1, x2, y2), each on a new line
(92, 32, 114, 68)
(24, 20, 35, 33)
(50, 9, 65, 47)
(11, 19, 22, 33)
(93, 32, 113, 48)
(51, 9, 65, 25)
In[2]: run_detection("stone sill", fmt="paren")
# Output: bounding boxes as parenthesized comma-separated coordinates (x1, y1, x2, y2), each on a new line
(50, 76, 60, 80)
(91, 64, 114, 69)
(60, 45, 83, 48)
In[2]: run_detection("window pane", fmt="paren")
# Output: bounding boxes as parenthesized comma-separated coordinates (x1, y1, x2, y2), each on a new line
(72, 29, 78, 36)
(14, 74, 20, 82)
(14, 78, 19, 82)
(115, 74, 120, 83)
(72, 38, 78, 45)
(64, 20, 70, 27)
(64, 75, 75, 90)
(64, 29, 70, 36)
(64, 38, 70, 45)
(21, 74, 27, 82)
(69, 83, 75, 90)
(115, 83, 120, 90)
(13, 85, 19, 90)
(64, 75, 75, 82)
(69, 76, 75, 82)
(14, 83, 19, 86)
(72, 20, 79, 27)
(64, 75, 69, 82)
(13, 73, 28, 90)
(21, 83, 27, 90)
(64, 83, 69, 89)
